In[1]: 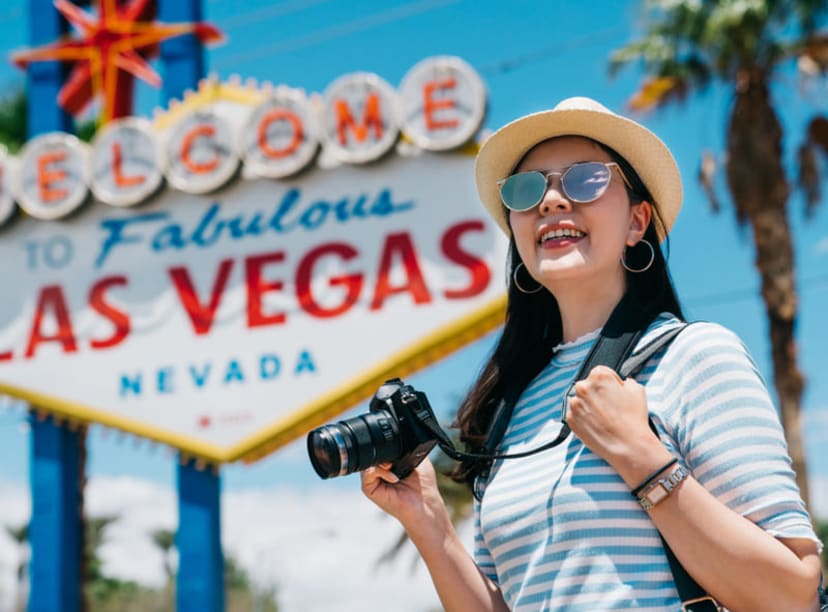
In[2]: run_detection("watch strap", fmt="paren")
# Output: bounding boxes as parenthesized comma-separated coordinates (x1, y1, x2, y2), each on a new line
(638, 464, 689, 510)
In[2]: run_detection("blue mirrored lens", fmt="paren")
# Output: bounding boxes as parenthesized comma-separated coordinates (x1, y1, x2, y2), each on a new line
(499, 171, 547, 211)
(562, 162, 611, 202)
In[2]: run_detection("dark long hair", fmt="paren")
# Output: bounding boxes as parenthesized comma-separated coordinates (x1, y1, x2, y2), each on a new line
(451, 142, 684, 486)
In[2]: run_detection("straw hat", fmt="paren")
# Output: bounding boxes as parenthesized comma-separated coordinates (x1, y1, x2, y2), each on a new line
(474, 96, 682, 241)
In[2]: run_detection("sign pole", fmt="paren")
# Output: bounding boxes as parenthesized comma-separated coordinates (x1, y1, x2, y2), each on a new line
(159, 1, 224, 609)
(26, 1, 80, 611)
(29, 417, 82, 612)
(160, 0, 206, 92)
(176, 459, 224, 612)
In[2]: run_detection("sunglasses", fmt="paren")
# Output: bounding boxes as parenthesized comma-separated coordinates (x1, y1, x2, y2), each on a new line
(497, 161, 633, 212)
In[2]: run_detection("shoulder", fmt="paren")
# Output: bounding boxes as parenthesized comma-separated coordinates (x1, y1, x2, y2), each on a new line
(670, 319, 753, 362)
(640, 314, 749, 355)
(636, 314, 761, 378)
(649, 317, 770, 400)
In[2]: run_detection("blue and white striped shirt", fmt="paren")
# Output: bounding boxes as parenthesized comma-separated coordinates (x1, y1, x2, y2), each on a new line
(474, 314, 819, 611)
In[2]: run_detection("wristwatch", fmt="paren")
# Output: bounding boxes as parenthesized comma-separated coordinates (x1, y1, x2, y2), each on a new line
(637, 464, 689, 510)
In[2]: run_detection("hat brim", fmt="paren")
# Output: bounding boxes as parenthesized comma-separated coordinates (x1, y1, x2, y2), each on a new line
(474, 106, 682, 241)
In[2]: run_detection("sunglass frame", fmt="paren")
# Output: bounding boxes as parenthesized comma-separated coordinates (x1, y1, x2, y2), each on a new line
(496, 161, 633, 211)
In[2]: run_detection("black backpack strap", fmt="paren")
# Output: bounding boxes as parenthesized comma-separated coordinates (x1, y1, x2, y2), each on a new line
(619, 323, 689, 378)
(483, 310, 716, 608)
(477, 293, 658, 477)
(626, 322, 721, 611)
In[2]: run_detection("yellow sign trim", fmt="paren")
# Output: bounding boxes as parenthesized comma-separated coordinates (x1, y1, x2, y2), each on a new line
(1, 295, 506, 464)
(1, 72, 493, 465)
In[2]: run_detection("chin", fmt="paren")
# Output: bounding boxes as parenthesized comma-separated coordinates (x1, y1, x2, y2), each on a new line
(536, 256, 588, 277)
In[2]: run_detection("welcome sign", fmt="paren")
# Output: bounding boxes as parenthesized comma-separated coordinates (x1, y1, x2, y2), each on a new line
(0, 56, 508, 463)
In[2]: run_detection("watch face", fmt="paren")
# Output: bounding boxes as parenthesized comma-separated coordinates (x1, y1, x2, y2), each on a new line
(646, 484, 670, 506)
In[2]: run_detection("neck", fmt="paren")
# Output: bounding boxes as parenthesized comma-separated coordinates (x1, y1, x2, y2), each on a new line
(550, 272, 627, 343)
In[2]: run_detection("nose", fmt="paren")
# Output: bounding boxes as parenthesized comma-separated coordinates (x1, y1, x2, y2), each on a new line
(538, 176, 571, 215)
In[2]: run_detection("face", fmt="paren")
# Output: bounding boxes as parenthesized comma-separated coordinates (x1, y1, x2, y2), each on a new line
(508, 136, 651, 291)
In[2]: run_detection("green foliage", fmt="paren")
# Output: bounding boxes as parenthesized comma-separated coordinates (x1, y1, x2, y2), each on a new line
(226, 558, 280, 612)
(225, 555, 251, 590)
(84, 576, 160, 612)
(75, 117, 98, 142)
(611, 0, 828, 93)
(0, 88, 27, 153)
(77, 517, 280, 611)
(5, 522, 27, 544)
(0, 86, 98, 151)
(84, 516, 119, 586)
(151, 528, 176, 581)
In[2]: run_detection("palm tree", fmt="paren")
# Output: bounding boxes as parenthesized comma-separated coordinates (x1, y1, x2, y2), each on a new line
(150, 528, 176, 586)
(5, 522, 29, 612)
(84, 515, 120, 604)
(610, 0, 828, 506)
(0, 89, 27, 154)
(798, 115, 828, 218)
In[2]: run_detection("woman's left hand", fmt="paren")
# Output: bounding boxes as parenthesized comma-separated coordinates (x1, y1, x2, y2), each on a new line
(564, 365, 666, 469)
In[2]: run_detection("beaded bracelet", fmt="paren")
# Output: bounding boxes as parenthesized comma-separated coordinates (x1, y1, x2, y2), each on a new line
(630, 457, 679, 498)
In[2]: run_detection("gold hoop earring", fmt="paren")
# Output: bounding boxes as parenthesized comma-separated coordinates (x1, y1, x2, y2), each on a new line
(513, 262, 543, 294)
(621, 239, 655, 273)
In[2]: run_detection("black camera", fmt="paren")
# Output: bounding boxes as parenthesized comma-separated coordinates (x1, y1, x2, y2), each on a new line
(307, 378, 440, 480)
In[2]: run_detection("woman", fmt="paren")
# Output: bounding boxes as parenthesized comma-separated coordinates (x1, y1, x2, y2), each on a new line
(361, 97, 823, 611)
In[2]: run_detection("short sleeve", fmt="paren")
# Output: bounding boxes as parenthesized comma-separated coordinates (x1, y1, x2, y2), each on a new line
(651, 322, 821, 549)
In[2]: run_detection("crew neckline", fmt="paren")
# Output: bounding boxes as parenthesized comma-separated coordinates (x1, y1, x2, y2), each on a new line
(551, 328, 600, 366)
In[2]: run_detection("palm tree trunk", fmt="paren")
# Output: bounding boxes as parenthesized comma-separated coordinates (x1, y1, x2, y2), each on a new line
(78, 425, 88, 612)
(725, 74, 809, 505)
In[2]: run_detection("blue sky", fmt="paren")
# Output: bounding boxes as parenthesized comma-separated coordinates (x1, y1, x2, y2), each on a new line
(0, 0, 828, 487)
(0, 0, 827, 528)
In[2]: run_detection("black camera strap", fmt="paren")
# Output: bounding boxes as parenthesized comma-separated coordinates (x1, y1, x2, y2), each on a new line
(422, 294, 675, 482)
(456, 294, 723, 610)
(476, 291, 661, 467)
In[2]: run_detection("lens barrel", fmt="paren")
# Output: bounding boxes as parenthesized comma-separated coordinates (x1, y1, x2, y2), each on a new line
(307, 410, 402, 479)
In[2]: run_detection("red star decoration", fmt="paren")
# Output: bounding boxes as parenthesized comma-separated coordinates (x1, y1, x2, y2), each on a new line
(12, 0, 223, 123)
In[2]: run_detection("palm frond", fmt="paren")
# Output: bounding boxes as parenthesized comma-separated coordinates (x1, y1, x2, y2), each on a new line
(798, 32, 828, 73)
(798, 116, 828, 217)
(613, 0, 826, 108)
(5, 522, 28, 544)
(698, 149, 722, 214)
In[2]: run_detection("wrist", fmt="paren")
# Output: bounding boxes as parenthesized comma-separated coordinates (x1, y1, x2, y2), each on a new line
(407, 511, 460, 558)
(634, 463, 689, 510)
(608, 438, 675, 489)
(630, 457, 679, 498)
(404, 496, 454, 546)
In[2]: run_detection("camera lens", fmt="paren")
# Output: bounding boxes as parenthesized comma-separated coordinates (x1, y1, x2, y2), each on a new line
(307, 427, 348, 479)
(307, 411, 402, 479)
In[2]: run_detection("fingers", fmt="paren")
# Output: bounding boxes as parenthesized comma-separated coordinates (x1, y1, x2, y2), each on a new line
(572, 366, 624, 396)
(567, 366, 641, 418)
(361, 464, 399, 491)
(587, 365, 623, 385)
(376, 464, 400, 484)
